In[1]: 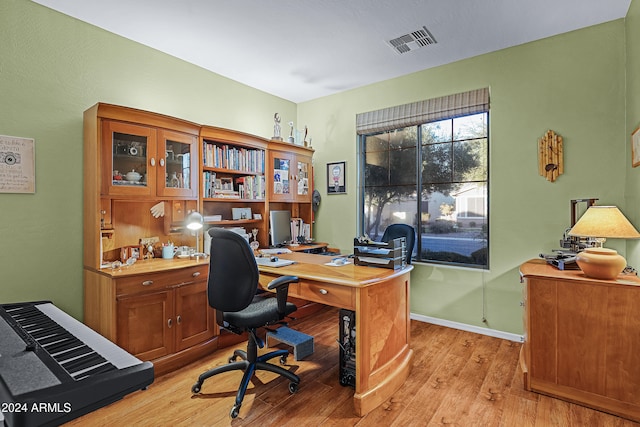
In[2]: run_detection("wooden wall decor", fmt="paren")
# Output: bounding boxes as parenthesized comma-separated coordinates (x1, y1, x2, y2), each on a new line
(538, 130, 563, 182)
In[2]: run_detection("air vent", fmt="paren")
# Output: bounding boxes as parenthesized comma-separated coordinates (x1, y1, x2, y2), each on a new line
(388, 26, 437, 54)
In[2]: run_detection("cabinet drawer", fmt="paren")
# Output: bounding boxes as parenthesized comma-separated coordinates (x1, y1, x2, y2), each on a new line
(298, 281, 355, 310)
(116, 265, 208, 297)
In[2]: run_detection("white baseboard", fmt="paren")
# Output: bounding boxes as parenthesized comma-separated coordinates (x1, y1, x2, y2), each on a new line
(410, 313, 524, 342)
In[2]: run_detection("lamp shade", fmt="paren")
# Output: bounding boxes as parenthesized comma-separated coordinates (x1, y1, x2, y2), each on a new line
(568, 206, 640, 239)
(186, 211, 204, 230)
(568, 206, 639, 280)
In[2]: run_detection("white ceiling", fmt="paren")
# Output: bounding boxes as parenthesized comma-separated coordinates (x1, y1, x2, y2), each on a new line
(32, 0, 631, 103)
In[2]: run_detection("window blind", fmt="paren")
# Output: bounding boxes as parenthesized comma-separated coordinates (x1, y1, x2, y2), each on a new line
(356, 87, 489, 135)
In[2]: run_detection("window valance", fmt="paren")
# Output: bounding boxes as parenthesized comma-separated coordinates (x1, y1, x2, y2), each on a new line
(356, 87, 489, 135)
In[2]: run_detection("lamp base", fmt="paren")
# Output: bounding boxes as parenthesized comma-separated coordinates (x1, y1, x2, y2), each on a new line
(576, 247, 626, 280)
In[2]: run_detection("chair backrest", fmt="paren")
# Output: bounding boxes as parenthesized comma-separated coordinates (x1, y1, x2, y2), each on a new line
(381, 224, 416, 264)
(207, 228, 259, 312)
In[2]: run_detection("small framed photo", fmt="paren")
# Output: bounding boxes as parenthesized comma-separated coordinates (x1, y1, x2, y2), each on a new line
(632, 126, 640, 167)
(220, 177, 233, 190)
(232, 207, 252, 220)
(120, 245, 142, 262)
(327, 161, 346, 194)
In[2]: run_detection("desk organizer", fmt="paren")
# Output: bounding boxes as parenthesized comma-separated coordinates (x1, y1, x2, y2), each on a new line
(266, 326, 314, 360)
(353, 237, 406, 269)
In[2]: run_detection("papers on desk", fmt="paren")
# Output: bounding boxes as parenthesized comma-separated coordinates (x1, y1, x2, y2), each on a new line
(259, 248, 292, 255)
(255, 257, 295, 267)
(325, 257, 352, 267)
(325, 260, 352, 267)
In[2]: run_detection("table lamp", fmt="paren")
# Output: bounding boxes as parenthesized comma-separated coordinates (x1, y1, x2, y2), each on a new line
(185, 211, 207, 258)
(568, 206, 640, 279)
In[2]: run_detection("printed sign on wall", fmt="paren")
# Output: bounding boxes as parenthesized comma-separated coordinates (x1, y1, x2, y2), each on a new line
(0, 135, 35, 193)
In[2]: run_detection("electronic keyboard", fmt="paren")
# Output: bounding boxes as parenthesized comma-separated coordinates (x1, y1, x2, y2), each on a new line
(0, 301, 154, 427)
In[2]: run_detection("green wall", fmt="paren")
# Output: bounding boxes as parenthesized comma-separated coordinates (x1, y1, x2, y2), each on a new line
(1, 0, 635, 336)
(627, 0, 640, 266)
(0, 0, 295, 319)
(299, 18, 628, 334)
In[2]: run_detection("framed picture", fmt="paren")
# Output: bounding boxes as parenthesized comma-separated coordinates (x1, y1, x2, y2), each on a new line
(633, 126, 640, 167)
(220, 177, 233, 190)
(120, 245, 142, 262)
(327, 161, 346, 194)
(0, 135, 35, 193)
(232, 207, 252, 220)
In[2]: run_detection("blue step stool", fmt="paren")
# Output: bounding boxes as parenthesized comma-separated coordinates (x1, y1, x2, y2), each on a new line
(266, 326, 314, 360)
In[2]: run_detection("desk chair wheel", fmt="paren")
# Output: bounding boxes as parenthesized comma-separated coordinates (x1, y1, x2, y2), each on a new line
(280, 354, 288, 365)
(230, 404, 241, 419)
(191, 382, 202, 394)
(288, 382, 299, 394)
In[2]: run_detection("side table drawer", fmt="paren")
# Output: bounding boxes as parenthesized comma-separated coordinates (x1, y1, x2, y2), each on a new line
(116, 265, 208, 297)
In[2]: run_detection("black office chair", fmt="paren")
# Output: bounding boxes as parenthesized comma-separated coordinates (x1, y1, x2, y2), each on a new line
(381, 223, 416, 264)
(191, 228, 300, 419)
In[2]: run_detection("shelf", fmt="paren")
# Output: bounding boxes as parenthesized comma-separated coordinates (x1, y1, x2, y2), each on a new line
(203, 197, 265, 203)
(205, 219, 262, 226)
(202, 166, 263, 176)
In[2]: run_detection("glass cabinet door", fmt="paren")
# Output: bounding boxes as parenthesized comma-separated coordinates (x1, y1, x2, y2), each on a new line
(102, 121, 156, 197)
(270, 153, 292, 202)
(295, 158, 311, 201)
(157, 130, 198, 199)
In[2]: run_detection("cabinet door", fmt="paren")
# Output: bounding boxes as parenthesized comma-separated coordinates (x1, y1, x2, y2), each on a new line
(116, 290, 174, 360)
(528, 278, 557, 383)
(175, 281, 216, 351)
(269, 151, 293, 202)
(102, 120, 157, 197)
(157, 129, 198, 199)
(294, 155, 312, 202)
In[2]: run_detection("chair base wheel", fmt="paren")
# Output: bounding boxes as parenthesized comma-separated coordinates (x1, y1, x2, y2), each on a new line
(191, 383, 202, 394)
(230, 404, 241, 418)
(289, 381, 299, 394)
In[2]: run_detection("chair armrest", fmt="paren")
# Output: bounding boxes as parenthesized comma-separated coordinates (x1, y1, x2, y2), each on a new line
(267, 275, 299, 290)
(267, 275, 299, 315)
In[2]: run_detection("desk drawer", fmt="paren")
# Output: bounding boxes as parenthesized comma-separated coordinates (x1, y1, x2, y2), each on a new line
(116, 265, 208, 296)
(298, 281, 355, 310)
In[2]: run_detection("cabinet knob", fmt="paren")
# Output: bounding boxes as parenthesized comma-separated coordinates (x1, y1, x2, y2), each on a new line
(159, 158, 165, 167)
(192, 272, 201, 277)
(319, 289, 328, 295)
(142, 280, 154, 286)
(167, 318, 173, 328)
(150, 157, 156, 167)
(177, 315, 182, 324)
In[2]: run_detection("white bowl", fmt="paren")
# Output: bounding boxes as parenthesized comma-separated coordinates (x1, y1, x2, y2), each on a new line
(125, 171, 141, 182)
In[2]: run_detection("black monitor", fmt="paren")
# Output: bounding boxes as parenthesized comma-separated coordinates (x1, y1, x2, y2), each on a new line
(269, 210, 292, 247)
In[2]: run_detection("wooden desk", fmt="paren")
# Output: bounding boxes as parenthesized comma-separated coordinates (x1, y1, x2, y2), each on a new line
(520, 259, 640, 422)
(258, 252, 414, 417)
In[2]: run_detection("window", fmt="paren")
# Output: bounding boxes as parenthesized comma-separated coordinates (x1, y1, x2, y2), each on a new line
(357, 89, 489, 269)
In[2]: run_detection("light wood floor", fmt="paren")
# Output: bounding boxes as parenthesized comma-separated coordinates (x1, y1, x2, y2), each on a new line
(66, 306, 640, 426)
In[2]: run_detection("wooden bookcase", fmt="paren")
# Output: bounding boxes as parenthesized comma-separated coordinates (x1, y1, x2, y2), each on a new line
(83, 103, 315, 374)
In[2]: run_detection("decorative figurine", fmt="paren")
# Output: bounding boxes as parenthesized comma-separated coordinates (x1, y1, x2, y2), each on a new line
(303, 126, 309, 147)
(250, 228, 259, 251)
(272, 113, 283, 141)
(288, 121, 295, 143)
